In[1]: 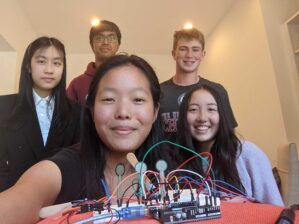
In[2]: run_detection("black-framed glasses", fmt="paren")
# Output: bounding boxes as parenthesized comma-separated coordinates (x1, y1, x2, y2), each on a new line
(94, 34, 117, 43)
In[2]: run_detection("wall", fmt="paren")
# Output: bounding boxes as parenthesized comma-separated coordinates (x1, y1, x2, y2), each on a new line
(201, 0, 287, 164)
(0, 33, 16, 95)
(258, 0, 299, 203)
(0, 52, 17, 95)
(259, 0, 299, 150)
(140, 54, 174, 83)
(66, 54, 93, 85)
(0, 0, 36, 94)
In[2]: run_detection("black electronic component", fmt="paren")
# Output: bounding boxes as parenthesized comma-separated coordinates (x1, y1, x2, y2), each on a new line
(149, 195, 221, 224)
(78, 201, 104, 214)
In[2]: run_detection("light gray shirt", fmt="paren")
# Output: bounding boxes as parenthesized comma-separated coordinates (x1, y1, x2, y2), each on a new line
(236, 140, 284, 206)
(33, 89, 55, 145)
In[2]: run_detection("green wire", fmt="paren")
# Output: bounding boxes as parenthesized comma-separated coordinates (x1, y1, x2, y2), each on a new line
(140, 140, 217, 193)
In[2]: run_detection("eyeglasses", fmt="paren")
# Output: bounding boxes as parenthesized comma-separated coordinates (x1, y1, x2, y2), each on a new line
(94, 35, 117, 43)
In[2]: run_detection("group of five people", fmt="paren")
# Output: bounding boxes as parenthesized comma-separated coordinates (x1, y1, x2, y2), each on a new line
(0, 20, 283, 223)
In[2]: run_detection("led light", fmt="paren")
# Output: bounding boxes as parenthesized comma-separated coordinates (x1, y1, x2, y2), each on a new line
(91, 18, 100, 27)
(184, 22, 193, 29)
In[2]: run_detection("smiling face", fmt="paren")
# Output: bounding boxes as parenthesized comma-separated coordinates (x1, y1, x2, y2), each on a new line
(172, 38, 205, 75)
(91, 30, 120, 62)
(30, 46, 64, 97)
(187, 89, 220, 151)
(93, 64, 158, 154)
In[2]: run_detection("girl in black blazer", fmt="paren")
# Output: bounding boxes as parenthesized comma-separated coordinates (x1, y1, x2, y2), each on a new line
(0, 37, 81, 191)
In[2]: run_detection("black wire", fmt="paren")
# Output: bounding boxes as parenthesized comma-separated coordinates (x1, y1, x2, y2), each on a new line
(120, 182, 140, 206)
(110, 207, 121, 224)
(125, 183, 142, 206)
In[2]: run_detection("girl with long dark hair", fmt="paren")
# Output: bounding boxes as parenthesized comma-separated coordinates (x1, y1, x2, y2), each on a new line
(175, 84, 283, 206)
(0, 54, 169, 223)
(0, 37, 81, 192)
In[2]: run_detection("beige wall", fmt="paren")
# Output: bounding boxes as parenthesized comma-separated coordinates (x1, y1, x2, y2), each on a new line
(259, 0, 299, 149)
(258, 1, 299, 201)
(0, 52, 17, 95)
(201, 0, 287, 164)
(66, 54, 94, 85)
(0, 0, 36, 94)
(140, 54, 174, 83)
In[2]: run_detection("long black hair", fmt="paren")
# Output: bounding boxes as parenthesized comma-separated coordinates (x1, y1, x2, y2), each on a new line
(80, 54, 167, 199)
(176, 84, 244, 193)
(7, 36, 72, 129)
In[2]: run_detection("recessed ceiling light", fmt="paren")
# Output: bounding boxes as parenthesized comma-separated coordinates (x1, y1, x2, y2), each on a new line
(183, 22, 193, 29)
(91, 18, 100, 27)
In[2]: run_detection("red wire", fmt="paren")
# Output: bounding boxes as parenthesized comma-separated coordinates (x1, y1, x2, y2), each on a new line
(107, 207, 114, 224)
(176, 152, 213, 171)
(175, 152, 214, 190)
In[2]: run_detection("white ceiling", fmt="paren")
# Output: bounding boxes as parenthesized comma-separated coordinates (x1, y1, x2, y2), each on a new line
(16, 0, 236, 55)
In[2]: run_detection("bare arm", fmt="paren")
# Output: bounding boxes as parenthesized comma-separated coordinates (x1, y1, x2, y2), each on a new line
(0, 160, 62, 224)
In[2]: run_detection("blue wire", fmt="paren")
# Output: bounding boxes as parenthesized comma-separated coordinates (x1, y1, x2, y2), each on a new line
(212, 179, 248, 196)
(101, 178, 110, 198)
(174, 176, 249, 199)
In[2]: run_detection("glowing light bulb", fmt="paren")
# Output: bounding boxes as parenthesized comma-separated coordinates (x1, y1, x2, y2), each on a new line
(91, 18, 100, 27)
(184, 22, 193, 29)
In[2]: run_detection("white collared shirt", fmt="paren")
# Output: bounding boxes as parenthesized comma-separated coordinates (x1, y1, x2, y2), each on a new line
(32, 89, 55, 146)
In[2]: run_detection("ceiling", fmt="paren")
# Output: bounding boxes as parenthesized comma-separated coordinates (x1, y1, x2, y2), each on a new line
(17, 0, 236, 55)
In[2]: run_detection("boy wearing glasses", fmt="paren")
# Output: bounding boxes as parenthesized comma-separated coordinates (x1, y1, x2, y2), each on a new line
(160, 27, 237, 142)
(67, 20, 121, 105)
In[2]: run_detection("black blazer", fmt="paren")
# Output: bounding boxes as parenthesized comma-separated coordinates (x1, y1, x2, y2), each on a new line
(0, 94, 81, 191)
